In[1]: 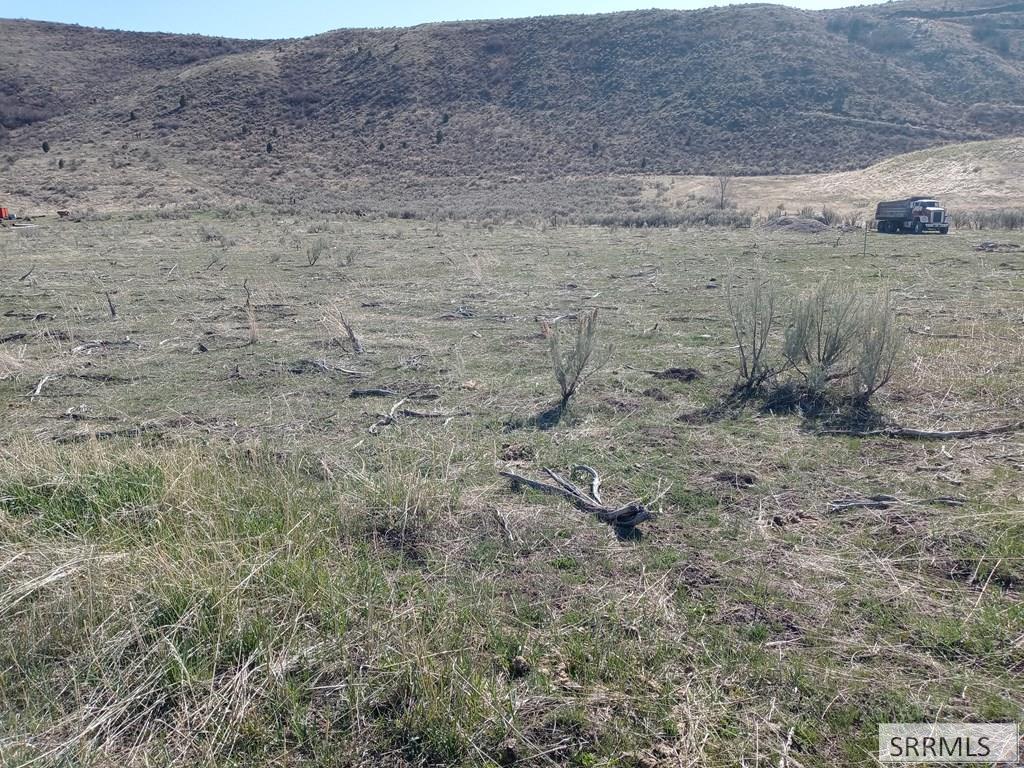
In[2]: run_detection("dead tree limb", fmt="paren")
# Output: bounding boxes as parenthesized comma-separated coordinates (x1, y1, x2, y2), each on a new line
(350, 387, 399, 398)
(828, 494, 898, 512)
(28, 374, 56, 398)
(369, 398, 470, 433)
(350, 387, 439, 400)
(820, 421, 1024, 440)
(499, 466, 651, 528)
(369, 397, 408, 434)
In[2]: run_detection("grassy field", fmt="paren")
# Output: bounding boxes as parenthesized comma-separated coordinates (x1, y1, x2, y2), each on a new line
(1, 213, 1023, 767)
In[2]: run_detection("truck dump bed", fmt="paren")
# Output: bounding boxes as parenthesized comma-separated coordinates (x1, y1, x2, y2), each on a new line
(876, 200, 911, 219)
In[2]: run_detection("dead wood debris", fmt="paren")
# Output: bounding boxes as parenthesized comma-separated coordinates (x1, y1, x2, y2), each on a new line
(712, 470, 758, 488)
(71, 339, 139, 354)
(4, 310, 53, 321)
(499, 465, 652, 528)
(369, 397, 470, 434)
(828, 494, 898, 512)
(828, 493, 967, 513)
(439, 306, 475, 320)
(287, 359, 369, 377)
(820, 421, 1024, 440)
(626, 364, 703, 381)
(349, 386, 439, 400)
(53, 416, 222, 444)
(974, 241, 1020, 252)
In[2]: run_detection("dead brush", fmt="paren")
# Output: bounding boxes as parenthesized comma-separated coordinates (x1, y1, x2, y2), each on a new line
(243, 280, 258, 346)
(320, 302, 363, 353)
(0, 347, 25, 380)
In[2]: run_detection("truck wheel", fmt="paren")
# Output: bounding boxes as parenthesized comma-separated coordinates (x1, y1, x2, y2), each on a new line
(913, 222, 923, 235)
(939, 227, 948, 235)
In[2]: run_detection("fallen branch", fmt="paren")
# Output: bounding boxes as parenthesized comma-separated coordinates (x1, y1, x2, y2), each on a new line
(53, 415, 221, 444)
(54, 423, 165, 444)
(369, 397, 408, 434)
(29, 374, 55, 398)
(350, 387, 399, 398)
(369, 398, 470, 433)
(820, 421, 1024, 440)
(71, 339, 139, 354)
(828, 494, 898, 512)
(289, 359, 369, 377)
(499, 465, 651, 528)
(350, 387, 439, 400)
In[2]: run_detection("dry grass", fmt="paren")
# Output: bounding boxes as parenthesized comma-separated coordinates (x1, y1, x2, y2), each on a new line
(646, 138, 1024, 222)
(1, 213, 1022, 767)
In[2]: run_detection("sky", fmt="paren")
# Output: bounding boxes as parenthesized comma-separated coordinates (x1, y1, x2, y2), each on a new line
(5, 0, 884, 39)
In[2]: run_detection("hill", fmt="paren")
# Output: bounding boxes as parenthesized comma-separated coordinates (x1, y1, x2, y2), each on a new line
(647, 137, 1024, 215)
(1, 0, 1023, 212)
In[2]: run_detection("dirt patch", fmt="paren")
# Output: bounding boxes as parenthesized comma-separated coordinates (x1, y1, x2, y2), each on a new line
(501, 443, 536, 462)
(711, 470, 758, 488)
(652, 367, 703, 382)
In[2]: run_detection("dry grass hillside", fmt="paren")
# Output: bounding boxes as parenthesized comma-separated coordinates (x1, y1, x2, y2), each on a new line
(2, 0, 1024, 190)
(648, 137, 1024, 217)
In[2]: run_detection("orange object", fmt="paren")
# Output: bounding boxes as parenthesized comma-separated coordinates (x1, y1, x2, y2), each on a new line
(0, 208, 8, 220)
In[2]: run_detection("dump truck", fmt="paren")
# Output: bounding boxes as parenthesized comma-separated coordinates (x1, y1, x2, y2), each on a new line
(875, 197, 949, 234)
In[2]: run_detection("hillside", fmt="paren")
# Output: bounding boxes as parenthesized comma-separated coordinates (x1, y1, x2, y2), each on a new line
(1, 0, 1023, 210)
(647, 137, 1024, 215)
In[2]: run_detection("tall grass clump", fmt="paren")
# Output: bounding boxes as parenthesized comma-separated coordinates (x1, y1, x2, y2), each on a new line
(0, 442, 576, 767)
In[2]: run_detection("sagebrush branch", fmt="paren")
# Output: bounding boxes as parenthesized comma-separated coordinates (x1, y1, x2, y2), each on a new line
(820, 421, 1024, 440)
(499, 465, 651, 528)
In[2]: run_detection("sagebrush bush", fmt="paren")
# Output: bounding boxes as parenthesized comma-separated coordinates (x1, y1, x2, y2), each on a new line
(550, 309, 610, 406)
(726, 275, 784, 393)
(727, 276, 903, 407)
(852, 290, 902, 406)
(783, 278, 863, 394)
(951, 208, 1024, 230)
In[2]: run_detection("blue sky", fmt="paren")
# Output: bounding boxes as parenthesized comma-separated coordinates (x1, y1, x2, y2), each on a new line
(5, 0, 880, 38)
